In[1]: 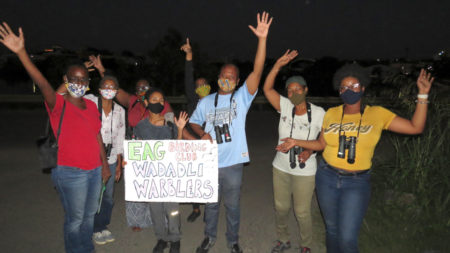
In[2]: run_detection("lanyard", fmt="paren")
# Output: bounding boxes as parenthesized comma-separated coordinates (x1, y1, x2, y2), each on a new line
(289, 103, 312, 140)
(338, 104, 365, 139)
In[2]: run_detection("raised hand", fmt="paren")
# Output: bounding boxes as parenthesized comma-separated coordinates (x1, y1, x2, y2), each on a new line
(248, 11, 273, 39)
(180, 38, 193, 61)
(174, 111, 189, 129)
(89, 54, 105, 73)
(180, 38, 192, 54)
(84, 60, 95, 72)
(274, 49, 298, 69)
(416, 69, 434, 94)
(0, 22, 25, 53)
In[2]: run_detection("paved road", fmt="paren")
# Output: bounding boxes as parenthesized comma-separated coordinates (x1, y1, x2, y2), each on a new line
(0, 109, 326, 253)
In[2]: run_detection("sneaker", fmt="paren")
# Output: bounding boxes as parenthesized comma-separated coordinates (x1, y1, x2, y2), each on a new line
(101, 229, 115, 243)
(300, 247, 311, 253)
(169, 241, 180, 253)
(92, 232, 106, 245)
(230, 243, 243, 253)
(153, 239, 168, 253)
(196, 237, 215, 253)
(271, 240, 291, 253)
(187, 208, 201, 222)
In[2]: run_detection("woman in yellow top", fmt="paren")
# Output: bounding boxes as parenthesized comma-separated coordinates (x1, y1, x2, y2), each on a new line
(277, 63, 434, 253)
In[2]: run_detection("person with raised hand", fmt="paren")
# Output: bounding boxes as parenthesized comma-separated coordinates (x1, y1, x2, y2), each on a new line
(132, 88, 189, 253)
(263, 50, 325, 253)
(181, 37, 211, 115)
(84, 53, 174, 137)
(0, 22, 110, 253)
(180, 37, 210, 222)
(276, 63, 434, 253)
(190, 11, 273, 253)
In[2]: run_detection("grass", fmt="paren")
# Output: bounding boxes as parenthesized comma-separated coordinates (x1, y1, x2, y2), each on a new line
(358, 71, 450, 253)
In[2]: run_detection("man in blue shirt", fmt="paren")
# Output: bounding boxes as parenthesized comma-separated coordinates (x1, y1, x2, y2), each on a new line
(189, 11, 273, 253)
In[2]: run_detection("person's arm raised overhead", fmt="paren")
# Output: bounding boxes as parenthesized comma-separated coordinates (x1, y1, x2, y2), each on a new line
(0, 22, 56, 109)
(388, 69, 434, 135)
(263, 49, 298, 111)
(246, 12, 273, 95)
(181, 38, 197, 108)
(89, 54, 106, 78)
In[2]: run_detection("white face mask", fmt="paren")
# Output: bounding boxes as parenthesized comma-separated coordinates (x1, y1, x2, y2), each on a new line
(99, 89, 117, 100)
(66, 82, 89, 98)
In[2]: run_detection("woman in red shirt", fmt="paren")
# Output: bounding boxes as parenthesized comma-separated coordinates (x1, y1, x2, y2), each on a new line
(0, 22, 110, 253)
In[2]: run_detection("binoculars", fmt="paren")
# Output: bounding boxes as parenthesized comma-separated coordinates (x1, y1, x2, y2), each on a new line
(337, 135, 357, 164)
(214, 123, 231, 144)
(289, 146, 306, 169)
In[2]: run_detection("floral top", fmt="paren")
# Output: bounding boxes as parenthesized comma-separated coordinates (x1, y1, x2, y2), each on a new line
(84, 94, 126, 164)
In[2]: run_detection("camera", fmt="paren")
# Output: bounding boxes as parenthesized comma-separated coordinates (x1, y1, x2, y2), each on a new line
(337, 135, 357, 164)
(289, 146, 306, 169)
(104, 143, 113, 158)
(214, 123, 232, 144)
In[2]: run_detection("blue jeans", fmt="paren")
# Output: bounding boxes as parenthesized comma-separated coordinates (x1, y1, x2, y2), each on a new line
(315, 159, 371, 253)
(204, 163, 243, 246)
(52, 166, 102, 253)
(94, 162, 116, 233)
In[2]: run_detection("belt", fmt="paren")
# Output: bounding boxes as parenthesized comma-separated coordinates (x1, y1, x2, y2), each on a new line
(322, 160, 371, 176)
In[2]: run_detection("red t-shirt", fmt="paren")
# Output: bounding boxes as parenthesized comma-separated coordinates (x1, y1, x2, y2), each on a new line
(45, 94, 102, 170)
(128, 95, 170, 127)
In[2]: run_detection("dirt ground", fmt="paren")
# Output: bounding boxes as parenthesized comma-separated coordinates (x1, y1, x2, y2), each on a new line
(0, 109, 327, 253)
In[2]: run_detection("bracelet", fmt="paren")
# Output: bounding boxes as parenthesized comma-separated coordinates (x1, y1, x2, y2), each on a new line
(415, 100, 430, 104)
(417, 94, 429, 99)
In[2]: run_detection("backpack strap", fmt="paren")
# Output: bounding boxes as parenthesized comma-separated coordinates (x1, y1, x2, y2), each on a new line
(98, 96, 103, 121)
(55, 101, 66, 147)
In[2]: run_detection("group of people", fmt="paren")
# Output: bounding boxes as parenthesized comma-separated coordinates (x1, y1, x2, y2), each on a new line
(0, 10, 434, 253)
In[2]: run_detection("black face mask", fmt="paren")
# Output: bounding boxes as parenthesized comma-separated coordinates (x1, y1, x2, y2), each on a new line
(147, 102, 164, 114)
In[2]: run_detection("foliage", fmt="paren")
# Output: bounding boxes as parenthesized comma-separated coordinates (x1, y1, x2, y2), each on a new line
(361, 69, 450, 252)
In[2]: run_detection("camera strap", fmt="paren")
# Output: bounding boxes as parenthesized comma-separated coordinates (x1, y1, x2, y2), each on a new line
(338, 103, 366, 140)
(289, 102, 312, 141)
(213, 91, 236, 127)
(98, 96, 115, 146)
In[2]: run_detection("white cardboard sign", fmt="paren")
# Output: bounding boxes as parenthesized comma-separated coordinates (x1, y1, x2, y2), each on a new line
(123, 140, 218, 203)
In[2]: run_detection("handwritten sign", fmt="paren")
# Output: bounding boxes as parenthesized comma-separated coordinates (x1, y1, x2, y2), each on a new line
(123, 140, 218, 203)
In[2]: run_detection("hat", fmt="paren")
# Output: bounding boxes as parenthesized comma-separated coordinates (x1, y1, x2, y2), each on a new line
(285, 76, 307, 88)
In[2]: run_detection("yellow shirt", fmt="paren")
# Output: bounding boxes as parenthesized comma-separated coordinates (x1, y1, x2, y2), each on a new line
(322, 105, 396, 171)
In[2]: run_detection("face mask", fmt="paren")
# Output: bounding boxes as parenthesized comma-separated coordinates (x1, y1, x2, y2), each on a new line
(66, 82, 89, 98)
(100, 89, 117, 100)
(289, 92, 306, 106)
(340, 89, 363, 105)
(147, 102, 164, 114)
(195, 84, 211, 98)
(217, 78, 236, 93)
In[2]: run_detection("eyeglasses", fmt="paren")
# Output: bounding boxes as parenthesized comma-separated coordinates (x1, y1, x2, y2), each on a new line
(136, 86, 149, 92)
(339, 83, 360, 92)
(68, 77, 90, 84)
(100, 83, 118, 90)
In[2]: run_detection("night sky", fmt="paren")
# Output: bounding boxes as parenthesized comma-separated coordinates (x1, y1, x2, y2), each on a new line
(1, 0, 449, 61)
